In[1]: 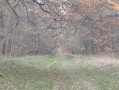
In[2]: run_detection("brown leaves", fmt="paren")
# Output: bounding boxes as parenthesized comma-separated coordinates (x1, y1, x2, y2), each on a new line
(107, 0, 119, 14)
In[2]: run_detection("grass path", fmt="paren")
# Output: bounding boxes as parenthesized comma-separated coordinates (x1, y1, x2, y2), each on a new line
(0, 55, 119, 90)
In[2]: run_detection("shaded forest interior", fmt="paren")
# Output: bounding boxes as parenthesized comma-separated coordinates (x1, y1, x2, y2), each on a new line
(0, 0, 119, 57)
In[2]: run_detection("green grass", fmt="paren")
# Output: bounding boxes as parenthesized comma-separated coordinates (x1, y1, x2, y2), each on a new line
(0, 55, 119, 90)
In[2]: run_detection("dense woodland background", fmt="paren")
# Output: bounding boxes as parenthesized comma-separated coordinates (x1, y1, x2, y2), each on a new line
(0, 0, 119, 57)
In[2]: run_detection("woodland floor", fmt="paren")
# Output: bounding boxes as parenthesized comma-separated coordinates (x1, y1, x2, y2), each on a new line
(0, 55, 119, 90)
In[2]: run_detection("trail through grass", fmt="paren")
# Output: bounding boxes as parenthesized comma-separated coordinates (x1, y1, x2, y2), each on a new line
(0, 55, 119, 90)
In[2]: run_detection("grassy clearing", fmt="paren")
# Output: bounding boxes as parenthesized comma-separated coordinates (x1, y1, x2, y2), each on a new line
(0, 55, 119, 90)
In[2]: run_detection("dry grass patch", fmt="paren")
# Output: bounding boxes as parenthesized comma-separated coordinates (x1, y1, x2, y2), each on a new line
(76, 55, 119, 68)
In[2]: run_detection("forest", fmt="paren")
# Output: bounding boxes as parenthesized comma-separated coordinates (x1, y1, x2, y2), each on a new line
(0, 0, 119, 57)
